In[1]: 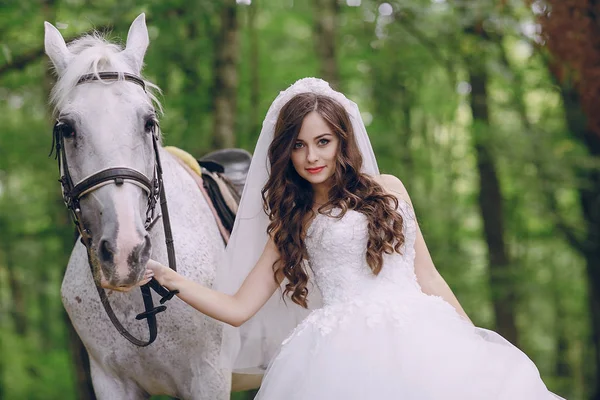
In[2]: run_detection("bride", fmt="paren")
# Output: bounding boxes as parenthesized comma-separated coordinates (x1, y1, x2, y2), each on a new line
(147, 78, 564, 399)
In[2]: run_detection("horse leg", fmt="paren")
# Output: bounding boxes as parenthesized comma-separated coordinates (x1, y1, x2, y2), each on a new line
(90, 357, 149, 400)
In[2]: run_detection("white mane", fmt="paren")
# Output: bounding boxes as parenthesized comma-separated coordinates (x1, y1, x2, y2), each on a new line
(50, 33, 162, 115)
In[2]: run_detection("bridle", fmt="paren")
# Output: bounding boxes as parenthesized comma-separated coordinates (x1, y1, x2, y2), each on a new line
(51, 72, 179, 346)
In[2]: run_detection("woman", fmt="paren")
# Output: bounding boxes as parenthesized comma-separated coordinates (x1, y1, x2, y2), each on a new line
(147, 78, 564, 399)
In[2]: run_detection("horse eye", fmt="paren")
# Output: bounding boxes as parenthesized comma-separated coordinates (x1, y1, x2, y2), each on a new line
(144, 117, 157, 134)
(56, 122, 76, 139)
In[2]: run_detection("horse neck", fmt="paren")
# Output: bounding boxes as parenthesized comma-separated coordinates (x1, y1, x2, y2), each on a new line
(149, 146, 219, 267)
(158, 146, 200, 202)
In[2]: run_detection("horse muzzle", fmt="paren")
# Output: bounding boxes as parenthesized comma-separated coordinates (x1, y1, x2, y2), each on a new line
(96, 232, 152, 289)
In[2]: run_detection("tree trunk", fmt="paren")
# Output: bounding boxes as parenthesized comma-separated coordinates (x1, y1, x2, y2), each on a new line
(212, 0, 239, 149)
(248, 0, 260, 141)
(312, 0, 340, 89)
(38, 267, 54, 350)
(181, 15, 203, 153)
(3, 236, 28, 336)
(371, 60, 414, 186)
(397, 84, 414, 185)
(553, 286, 571, 383)
(453, 5, 520, 343)
(466, 51, 519, 346)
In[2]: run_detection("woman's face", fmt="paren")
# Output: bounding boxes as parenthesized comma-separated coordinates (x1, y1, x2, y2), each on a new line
(290, 111, 340, 191)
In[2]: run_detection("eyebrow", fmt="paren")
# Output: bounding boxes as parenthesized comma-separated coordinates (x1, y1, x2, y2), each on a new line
(57, 111, 80, 125)
(296, 133, 333, 142)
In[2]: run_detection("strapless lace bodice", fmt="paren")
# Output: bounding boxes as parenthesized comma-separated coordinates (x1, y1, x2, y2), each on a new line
(305, 200, 420, 306)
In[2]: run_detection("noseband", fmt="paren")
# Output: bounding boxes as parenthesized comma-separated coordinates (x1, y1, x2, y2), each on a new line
(51, 72, 178, 346)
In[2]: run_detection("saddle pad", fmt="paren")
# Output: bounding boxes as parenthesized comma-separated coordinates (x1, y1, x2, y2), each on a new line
(165, 146, 202, 177)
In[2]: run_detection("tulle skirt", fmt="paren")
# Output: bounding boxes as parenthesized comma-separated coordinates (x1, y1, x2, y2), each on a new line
(255, 291, 564, 400)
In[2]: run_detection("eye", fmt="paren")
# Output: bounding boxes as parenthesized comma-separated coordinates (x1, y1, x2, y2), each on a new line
(55, 121, 76, 139)
(293, 142, 304, 149)
(144, 116, 158, 134)
(318, 138, 330, 146)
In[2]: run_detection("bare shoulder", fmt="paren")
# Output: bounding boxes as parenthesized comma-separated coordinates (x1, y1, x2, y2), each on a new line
(373, 174, 412, 204)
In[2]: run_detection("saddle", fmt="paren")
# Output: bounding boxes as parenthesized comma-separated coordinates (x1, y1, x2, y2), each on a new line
(165, 146, 251, 242)
(197, 148, 252, 234)
(198, 148, 252, 197)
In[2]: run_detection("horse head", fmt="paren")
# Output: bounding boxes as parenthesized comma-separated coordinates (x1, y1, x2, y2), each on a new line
(45, 14, 160, 290)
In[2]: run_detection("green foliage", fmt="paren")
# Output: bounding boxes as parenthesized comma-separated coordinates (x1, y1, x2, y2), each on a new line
(1, 330, 76, 400)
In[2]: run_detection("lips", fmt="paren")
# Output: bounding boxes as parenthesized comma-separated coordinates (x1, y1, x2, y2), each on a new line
(306, 166, 325, 174)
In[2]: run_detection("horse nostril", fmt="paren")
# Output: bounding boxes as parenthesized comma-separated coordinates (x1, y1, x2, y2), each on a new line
(99, 239, 115, 263)
(142, 234, 151, 257)
(128, 235, 152, 267)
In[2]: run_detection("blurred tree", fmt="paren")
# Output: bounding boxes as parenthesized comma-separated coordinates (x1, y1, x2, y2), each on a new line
(313, 0, 340, 90)
(3, 217, 28, 336)
(247, 0, 261, 140)
(212, 0, 240, 148)
(461, 10, 520, 346)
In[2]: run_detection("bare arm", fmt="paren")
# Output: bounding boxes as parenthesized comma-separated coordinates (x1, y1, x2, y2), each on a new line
(375, 174, 474, 325)
(147, 237, 281, 327)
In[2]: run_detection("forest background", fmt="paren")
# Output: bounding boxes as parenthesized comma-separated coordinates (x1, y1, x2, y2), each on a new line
(0, 0, 598, 399)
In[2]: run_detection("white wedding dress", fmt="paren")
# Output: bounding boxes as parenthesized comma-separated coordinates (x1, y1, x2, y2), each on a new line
(255, 201, 564, 399)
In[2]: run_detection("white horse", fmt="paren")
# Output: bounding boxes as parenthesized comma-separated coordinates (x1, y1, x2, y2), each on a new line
(45, 14, 230, 399)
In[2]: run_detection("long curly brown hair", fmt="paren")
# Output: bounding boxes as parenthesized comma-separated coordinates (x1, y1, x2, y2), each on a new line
(262, 92, 405, 308)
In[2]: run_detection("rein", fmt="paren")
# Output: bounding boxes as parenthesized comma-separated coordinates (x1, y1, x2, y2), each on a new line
(52, 72, 178, 347)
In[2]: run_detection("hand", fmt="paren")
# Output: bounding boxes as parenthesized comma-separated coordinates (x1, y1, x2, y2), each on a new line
(138, 268, 154, 286)
(145, 259, 171, 286)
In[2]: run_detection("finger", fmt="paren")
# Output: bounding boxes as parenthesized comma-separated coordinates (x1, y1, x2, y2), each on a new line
(138, 277, 152, 286)
(146, 259, 162, 268)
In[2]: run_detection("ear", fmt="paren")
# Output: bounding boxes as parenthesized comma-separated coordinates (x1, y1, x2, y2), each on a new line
(122, 13, 149, 74)
(44, 21, 72, 76)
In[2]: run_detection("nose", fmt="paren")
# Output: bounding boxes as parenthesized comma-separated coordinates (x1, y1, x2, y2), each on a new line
(128, 234, 152, 268)
(98, 233, 152, 268)
(306, 145, 319, 163)
(99, 237, 116, 264)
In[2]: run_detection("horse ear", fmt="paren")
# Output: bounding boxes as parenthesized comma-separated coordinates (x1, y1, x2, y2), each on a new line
(44, 21, 72, 76)
(123, 13, 149, 74)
